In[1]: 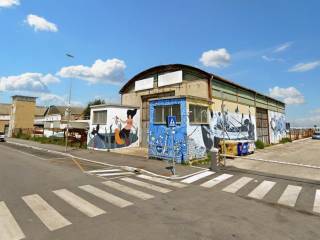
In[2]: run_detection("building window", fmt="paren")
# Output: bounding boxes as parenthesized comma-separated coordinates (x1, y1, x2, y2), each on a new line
(92, 110, 107, 124)
(154, 104, 181, 124)
(189, 104, 208, 124)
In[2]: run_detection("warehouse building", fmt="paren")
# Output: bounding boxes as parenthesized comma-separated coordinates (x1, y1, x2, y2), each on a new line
(117, 64, 286, 163)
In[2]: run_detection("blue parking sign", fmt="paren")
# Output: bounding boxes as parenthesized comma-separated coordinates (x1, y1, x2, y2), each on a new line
(167, 115, 176, 127)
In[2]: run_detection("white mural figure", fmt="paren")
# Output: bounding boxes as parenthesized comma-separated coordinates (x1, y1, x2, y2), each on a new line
(211, 105, 256, 142)
(269, 111, 286, 143)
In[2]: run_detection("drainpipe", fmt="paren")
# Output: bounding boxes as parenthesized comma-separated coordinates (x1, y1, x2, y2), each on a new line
(208, 75, 213, 100)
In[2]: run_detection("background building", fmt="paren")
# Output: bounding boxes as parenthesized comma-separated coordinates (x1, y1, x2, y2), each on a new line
(0, 96, 87, 137)
(0, 103, 11, 134)
(8, 96, 37, 137)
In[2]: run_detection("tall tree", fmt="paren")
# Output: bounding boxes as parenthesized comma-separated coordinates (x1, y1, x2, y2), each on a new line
(83, 99, 105, 119)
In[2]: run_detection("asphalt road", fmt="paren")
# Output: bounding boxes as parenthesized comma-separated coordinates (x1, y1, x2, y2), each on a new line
(1, 142, 320, 240)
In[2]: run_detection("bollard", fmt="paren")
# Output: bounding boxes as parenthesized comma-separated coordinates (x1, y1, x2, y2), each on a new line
(210, 148, 219, 171)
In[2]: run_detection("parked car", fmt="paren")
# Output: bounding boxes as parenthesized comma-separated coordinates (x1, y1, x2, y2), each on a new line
(0, 132, 5, 142)
(312, 131, 320, 140)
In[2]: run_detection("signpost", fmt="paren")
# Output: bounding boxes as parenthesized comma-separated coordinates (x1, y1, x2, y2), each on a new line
(167, 116, 176, 175)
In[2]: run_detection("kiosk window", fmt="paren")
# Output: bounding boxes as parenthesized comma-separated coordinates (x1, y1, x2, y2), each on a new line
(189, 105, 208, 124)
(154, 104, 181, 124)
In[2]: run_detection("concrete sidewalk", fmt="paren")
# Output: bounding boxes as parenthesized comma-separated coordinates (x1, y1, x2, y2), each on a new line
(227, 138, 320, 181)
(6, 138, 207, 178)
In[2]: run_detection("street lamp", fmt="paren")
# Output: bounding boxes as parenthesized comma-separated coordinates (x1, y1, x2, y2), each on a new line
(65, 53, 74, 152)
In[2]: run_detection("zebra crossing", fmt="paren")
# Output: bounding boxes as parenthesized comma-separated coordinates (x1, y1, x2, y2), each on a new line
(85, 168, 134, 178)
(2, 170, 320, 239)
(0, 174, 180, 240)
(181, 170, 320, 213)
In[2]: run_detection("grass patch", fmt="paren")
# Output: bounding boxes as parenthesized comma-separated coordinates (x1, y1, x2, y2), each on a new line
(279, 137, 292, 144)
(255, 140, 265, 149)
(14, 134, 87, 149)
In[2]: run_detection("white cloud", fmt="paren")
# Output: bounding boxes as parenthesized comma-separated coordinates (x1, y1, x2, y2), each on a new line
(38, 93, 83, 107)
(269, 86, 305, 105)
(288, 61, 320, 72)
(0, 73, 59, 93)
(199, 48, 231, 68)
(311, 108, 320, 114)
(0, 0, 19, 8)
(290, 115, 320, 128)
(274, 42, 293, 53)
(26, 14, 58, 32)
(57, 58, 126, 84)
(262, 55, 285, 62)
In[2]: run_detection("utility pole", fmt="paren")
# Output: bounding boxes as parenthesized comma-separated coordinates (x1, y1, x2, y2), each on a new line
(65, 53, 74, 152)
(220, 91, 226, 166)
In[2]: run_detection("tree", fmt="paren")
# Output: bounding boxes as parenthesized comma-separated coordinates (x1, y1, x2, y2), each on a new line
(83, 99, 105, 119)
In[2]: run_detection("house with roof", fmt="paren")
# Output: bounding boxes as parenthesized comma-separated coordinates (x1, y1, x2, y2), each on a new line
(116, 64, 286, 163)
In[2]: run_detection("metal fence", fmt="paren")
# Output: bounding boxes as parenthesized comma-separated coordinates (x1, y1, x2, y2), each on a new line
(287, 128, 315, 141)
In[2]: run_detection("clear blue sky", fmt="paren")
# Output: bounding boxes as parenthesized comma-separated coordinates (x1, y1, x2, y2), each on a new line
(0, 0, 319, 126)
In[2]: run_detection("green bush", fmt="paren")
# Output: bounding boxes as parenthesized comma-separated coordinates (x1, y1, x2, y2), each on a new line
(280, 137, 292, 144)
(17, 134, 86, 149)
(255, 140, 265, 149)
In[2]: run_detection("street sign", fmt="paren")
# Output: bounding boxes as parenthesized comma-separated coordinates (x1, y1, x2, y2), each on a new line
(167, 115, 176, 128)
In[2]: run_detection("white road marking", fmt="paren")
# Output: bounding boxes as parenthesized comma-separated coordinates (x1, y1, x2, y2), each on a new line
(0, 144, 47, 160)
(87, 169, 122, 174)
(53, 189, 105, 217)
(200, 174, 233, 188)
(102, 181, 154, 200)
(79, 185, 133, 208)
(137, 175, 187, 188)
(181, 171, 215, 184)
(222, 177, 253, 193)
(313, 190, 320, 213)
(22, 194, 71, 231)
(121, 177, 172, 193)
(97, 172, 134, 177)
(0, 201, 25, 240)
(248, 180, 276, 200)
(278, 185, 302, 207)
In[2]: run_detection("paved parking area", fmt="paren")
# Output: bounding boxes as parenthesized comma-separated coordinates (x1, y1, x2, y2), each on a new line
(227, 138, 320, 181)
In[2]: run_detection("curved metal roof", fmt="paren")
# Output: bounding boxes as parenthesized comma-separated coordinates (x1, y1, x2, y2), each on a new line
(119, 64, 211, 94)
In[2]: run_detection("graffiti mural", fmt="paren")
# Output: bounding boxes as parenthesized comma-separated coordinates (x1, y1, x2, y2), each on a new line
(211, 110, 256, 140)
(148, 98, 187, 163)
(187, 125, 209, 160)
(268, 110, 286, 143)
(87, 107, 140, 150)
(186, 104, 257, 158)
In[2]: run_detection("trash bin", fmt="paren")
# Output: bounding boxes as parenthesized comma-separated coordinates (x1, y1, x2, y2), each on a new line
(237, 141, 249, 156)
(219, 140, 238, 156)
(247, 141, 255, 154)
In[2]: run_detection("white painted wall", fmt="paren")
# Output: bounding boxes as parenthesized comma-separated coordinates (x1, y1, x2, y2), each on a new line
(268, 110, 286, 144)
(88, 106, 140, 148)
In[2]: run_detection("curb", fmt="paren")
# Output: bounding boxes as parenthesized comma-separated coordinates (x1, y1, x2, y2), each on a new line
(6, 140, 209, 180)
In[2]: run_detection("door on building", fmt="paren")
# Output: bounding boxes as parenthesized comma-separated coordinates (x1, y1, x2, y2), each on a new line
(256, 108, 270, 144)
(141, 91, 175, 147)
(4, 125, 9, 136)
